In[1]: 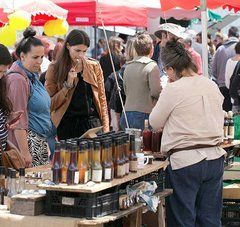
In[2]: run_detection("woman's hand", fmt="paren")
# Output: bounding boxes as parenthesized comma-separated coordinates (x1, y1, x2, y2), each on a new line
(66, 68, 77, 86)
(24, 152, 33, 168)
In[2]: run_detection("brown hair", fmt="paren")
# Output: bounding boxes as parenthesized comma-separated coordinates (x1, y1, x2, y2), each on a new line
(161, 40, 197, 77)
(54, 29, 90, 86)
(134, 34, 153, 56)
(0, 44, 13, 116)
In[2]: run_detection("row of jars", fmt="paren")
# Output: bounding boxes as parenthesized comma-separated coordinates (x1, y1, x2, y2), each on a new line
(51, 133, 139, 185)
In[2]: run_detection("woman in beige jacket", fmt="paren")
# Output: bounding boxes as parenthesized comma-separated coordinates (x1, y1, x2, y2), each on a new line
(45, 29, 109, 140)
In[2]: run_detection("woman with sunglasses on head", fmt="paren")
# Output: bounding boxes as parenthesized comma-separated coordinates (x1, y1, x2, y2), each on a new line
(149, 40, 226, 227)
(45, 29, 109, 140)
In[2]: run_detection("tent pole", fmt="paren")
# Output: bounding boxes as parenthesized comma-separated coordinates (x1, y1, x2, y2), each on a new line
(201, 0, 209, 77)
(94, 25, 97, 59)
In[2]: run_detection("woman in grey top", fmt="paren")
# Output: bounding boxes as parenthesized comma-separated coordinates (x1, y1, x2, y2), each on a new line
(120, 33, 162, 130)
(150, 40, 225, 227)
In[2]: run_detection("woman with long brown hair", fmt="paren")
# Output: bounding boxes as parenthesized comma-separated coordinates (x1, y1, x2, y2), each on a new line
(45, 29, 109, 140)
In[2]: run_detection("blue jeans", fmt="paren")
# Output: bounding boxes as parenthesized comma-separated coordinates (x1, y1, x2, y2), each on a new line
(166, 156, 224, 227)
(120, 111, 149, 131)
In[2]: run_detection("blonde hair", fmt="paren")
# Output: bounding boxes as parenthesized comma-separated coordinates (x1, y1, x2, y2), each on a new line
(125, 37, 137, 61)
(108, 36, 123, 55)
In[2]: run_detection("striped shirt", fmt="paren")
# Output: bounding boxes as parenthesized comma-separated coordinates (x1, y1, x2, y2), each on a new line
(0, 108, 8, 151)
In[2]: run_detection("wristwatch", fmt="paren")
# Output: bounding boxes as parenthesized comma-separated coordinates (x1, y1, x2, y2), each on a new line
(63, 81, 74, 89)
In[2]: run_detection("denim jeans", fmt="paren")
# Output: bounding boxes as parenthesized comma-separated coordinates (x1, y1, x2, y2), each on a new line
(120, 111, 149, 131)
(165, 156, 224, 227)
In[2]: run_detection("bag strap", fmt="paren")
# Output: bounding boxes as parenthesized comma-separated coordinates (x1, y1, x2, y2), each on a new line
(6, 71, 34, 100)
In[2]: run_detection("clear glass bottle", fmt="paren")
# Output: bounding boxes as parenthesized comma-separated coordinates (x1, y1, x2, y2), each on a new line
(129, 135, 138, 172)
(143, 119, 152, 151)
(7, 169, 17, 210)
(17, 168, 25, 194)
(91, 141, 102, 183)
(52, 142, 62, 184)
(0, 166, 6, 205)
(67, 143, 79, 185)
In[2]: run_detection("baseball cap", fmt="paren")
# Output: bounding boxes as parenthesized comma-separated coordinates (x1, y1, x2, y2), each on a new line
(154, 23, 187, 39)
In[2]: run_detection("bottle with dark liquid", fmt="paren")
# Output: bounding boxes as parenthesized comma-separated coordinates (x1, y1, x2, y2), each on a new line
(143, 119, 152, 151)
(88, 140, 94, 181)
(151, 131, 162, 153)
(91, 141, 102, 183)
(67, 143, 79, 185)
(52, 142, 62, 184)
(78, 142, 88, 184)
(129, 135, 138, 172)
(119, 137, 126, 176)
(102, 139, 113, 182)
(228, 111, 234, 143)
(114, 137, 125, 178)
(0, 166, 6, 205)
(223, 112, 229, 139)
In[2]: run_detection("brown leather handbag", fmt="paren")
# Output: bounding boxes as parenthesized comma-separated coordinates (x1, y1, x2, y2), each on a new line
(0, 140, 26, 170)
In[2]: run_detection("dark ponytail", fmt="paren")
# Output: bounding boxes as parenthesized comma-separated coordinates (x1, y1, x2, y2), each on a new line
(16, 27, 43, 58)
(161, 40, 198, 77)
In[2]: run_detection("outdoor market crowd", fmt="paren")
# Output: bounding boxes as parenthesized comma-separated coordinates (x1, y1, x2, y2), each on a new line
(0, 23, 240, 226)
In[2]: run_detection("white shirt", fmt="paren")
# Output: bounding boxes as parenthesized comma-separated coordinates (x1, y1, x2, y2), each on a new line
(149, 76, 226, 170)
(225, 58, 238, 89)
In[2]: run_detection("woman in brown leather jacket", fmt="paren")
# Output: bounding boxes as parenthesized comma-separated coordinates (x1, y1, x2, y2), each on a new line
(45, 29, 109, 140)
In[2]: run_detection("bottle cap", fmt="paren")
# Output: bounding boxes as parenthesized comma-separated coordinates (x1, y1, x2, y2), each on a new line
(94, 141, 101, 150)
(71, 143, 78, 151)
(7, 168, 13, 177)
(79, 141, 86, 152)
(0, 166, 5, 175)
(88, 140, 94, 149)
(19, 168, 25, 177)
(55, 141, 61, 150)
(130, 135, 135, 142)
(10, 170, 17, 178)
(60, 140, 66, 149)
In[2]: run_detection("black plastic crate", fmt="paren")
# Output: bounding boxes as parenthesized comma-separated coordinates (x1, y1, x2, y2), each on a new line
(139, 168, 165, 193)
(45, 187, 119, 219)
(222, 199, 240, 225)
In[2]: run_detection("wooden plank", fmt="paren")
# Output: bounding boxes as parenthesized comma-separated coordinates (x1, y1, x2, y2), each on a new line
(38, 161, 168, 193)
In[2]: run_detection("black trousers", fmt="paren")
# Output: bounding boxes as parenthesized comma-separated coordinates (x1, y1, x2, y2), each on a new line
(57, 115, 101, 140)
(219, 86, 232, 112)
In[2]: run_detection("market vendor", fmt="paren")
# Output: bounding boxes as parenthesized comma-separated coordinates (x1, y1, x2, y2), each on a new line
(149, 40, 226, 226)
(45, 29, 109, 140)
